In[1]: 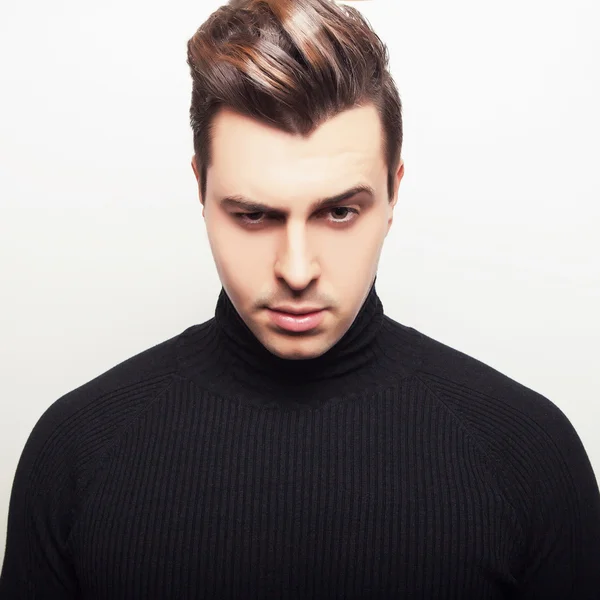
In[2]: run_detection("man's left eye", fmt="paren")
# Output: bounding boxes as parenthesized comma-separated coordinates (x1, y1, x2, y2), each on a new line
(327, 207, 359, 221)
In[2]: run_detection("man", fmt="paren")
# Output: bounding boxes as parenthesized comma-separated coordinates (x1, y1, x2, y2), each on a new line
(2, 0, 599, 597)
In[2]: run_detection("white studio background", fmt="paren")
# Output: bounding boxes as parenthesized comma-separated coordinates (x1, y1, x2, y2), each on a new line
(1, 0, 599, 562)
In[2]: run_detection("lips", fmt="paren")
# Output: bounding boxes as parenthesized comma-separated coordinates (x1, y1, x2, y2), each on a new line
(267, 308, 326, 333)
(270, 306, 324, 315)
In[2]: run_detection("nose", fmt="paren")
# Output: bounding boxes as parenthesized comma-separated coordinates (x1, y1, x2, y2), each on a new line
(273, 222, 321, 291)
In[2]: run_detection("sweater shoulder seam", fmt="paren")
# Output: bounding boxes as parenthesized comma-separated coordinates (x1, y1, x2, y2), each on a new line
(414, 372, 528, 543)
(65, 374, 177, 549)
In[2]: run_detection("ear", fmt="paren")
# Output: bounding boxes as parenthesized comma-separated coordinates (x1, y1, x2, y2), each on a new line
(191, 155, 206, 216)
(191, 155, 200, 182)
(387, 159, 404, 233)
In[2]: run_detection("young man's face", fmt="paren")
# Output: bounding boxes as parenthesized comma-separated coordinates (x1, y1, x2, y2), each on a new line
(192, 103, 404, 360)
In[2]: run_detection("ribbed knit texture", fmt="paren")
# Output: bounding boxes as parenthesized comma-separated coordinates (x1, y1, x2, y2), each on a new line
(2, 282, 599, 599)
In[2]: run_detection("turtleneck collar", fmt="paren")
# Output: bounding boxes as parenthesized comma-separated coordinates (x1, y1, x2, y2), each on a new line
(177, 277, 421, 407)
(213, 278, 384, 385)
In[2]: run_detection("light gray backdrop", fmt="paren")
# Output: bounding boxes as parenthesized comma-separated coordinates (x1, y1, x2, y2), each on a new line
(1, 0, 599, 564)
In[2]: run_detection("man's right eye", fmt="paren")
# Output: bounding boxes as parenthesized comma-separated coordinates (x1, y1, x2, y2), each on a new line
(233, 212, 267, 226)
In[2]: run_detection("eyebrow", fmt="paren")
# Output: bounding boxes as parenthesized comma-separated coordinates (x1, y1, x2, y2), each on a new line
(219, 184, 376, 215)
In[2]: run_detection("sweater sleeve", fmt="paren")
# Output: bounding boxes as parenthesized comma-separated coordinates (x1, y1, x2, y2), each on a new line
(514, 403, 600, 599)
(0, 400, 81, 599)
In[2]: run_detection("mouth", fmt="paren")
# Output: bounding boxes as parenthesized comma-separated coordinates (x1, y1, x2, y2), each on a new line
(269, 306, 325, 315)
(266, 308, 326, 333)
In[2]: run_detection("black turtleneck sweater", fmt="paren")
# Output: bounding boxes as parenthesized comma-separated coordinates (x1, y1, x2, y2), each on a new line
(1, 283, 599, 599)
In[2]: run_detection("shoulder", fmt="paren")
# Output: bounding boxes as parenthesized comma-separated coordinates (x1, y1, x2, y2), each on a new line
(392, 320, 595, 511)
(3, 326, 200, 561)
(384, 315, 588, 480)
(17, 327, 191, 484)
(408, 325, 568, 435)
(45, 328, 183, 424)
(386, 319, 600, 535)
(382, 315, 567, 429)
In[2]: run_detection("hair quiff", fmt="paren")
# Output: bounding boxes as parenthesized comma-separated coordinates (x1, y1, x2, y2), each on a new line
(187, 0, 402, 201)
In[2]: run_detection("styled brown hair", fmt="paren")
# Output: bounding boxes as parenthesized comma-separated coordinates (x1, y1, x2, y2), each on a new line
(187, 0, 402, 202)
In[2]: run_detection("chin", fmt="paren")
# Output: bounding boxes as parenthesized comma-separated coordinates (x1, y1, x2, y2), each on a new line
(265, 336, 331, 361)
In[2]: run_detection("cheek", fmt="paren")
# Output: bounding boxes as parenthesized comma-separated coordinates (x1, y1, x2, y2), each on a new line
(207, 222, 273, 285)
(318, 217, 386, 268)
(323, 238, 382, 286)
(319, 225, 386, 301)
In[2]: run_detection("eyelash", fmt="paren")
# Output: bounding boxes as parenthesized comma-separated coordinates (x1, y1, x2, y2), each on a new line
(233, 207, 360, 227)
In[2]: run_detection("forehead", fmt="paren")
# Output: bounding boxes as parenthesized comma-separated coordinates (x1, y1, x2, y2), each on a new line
(208, 104, 386, 202)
